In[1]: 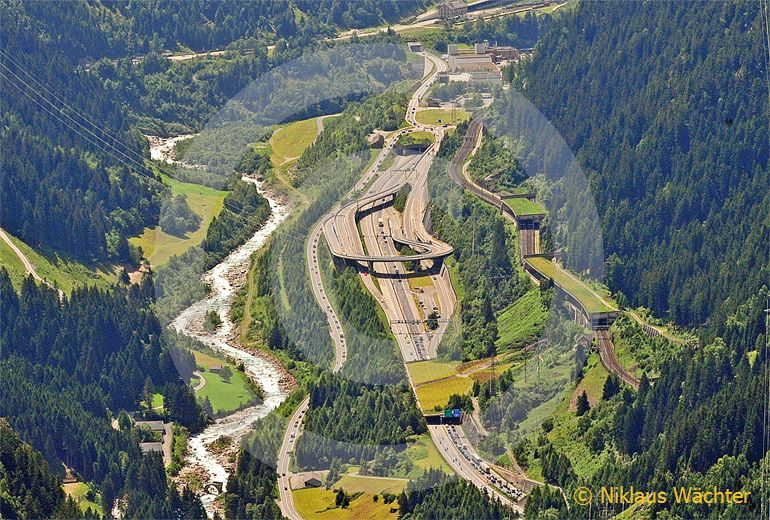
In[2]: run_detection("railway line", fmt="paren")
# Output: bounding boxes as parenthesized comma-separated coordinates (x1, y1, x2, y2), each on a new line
(449, 119, 639, 389)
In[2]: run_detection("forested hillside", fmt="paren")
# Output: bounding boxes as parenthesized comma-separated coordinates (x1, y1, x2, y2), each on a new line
(517, 0, 769, 330)
(0, 2, 159, 263)
(7, 0, 430, 59)
(0, 420, 81, 519)
(296, 373, 426, 471)
(0, 269, 205, 514)
(398, 469, 515, 519)
(0, 0, 418, 264)
(505, 3, 770, 517)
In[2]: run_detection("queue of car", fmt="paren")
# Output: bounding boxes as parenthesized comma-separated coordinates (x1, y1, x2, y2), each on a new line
(446, 425, 525, 501)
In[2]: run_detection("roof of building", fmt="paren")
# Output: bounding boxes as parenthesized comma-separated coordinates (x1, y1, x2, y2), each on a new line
(135, 420, 166, 432)
(443, 0, 467, 9)
(502, 196, 546, 217)
(468, 63, 500, 72)
(139, 442, 163, 453)
(290, 471, 327, 489)
(451, 54, 493, 64)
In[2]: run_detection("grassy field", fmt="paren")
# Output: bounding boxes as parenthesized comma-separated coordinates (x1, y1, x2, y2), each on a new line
(501, 196, 546, 217)
(397, 130, 435, 147)
(0, 236, 28, 290)
(192, 349, 259, 415)
(526, 256, 615, 314)
(496, 289, 547, 351)
(534, 354, 611, 480)
(505, 343, 578, 436)
(468, 362, 515, 384)
(293, 487, 398, 520)
(151, 393, 165, 413)
(517, 351, 611, 483)
(406, 274, 435, 291)
(131, 175, 227, 266)
(414, 376, 473, 412)
(406, 359, 459, 386)
(336, 474, 408, 495)
(270, 116, 321, 170)
(579, 353, 610, 401)
(0, 230, 117, 293)
(405, 434, 453, 475)
(415, 108, 470, 126)
(63, 482, 103, 516)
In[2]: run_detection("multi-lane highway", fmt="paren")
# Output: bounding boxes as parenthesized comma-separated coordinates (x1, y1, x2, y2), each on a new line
(430, 424, 524, 514)
(277, 51, 444, 518)
(318, 50, 521, 507)
(277, 50, 522, 516)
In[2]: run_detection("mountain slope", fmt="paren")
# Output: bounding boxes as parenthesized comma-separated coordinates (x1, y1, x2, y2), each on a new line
(519, 0, 769, 330)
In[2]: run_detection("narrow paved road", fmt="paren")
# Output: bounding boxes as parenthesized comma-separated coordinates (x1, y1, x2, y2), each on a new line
(277, 396, 310, 520)
(192, 371, 207, 391)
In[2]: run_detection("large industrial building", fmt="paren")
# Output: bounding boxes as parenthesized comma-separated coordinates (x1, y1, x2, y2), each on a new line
(446, 44, 503, 84)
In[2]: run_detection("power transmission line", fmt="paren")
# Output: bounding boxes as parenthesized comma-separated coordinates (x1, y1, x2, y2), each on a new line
(0, 61, 154, 178)
(0, 49, 142, 161)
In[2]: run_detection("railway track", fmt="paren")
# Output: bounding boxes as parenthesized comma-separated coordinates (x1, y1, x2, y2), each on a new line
(595, 329, 640, 389)
(450, 119, 640, 390)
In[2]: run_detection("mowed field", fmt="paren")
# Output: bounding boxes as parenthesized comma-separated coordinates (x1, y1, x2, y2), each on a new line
(0, 229, 117, 293)
(336, 474, 408, 495)
(415, 108, 470, 126)
(406, 359, 458, 385)
(192, 349, 259, 415)
(407, 358, 515, 411)
(293, 486, 399, 520)
(413, 376, 473, 412)
(131, 175, 227, 266)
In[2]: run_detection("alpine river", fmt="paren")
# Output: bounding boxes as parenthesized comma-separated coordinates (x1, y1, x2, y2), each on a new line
(150, 135, 291, 516)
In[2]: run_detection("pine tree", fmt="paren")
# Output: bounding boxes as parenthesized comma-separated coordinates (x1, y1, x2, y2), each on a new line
(602, 374, 621, 400)
(142, 377, 155, 412)
(576, 391, 590, 416)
